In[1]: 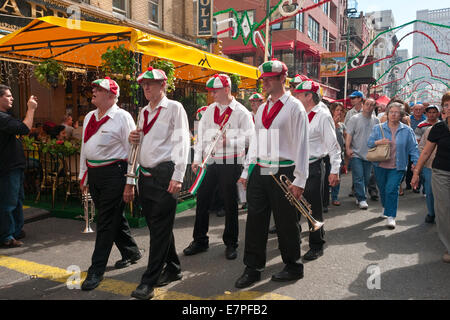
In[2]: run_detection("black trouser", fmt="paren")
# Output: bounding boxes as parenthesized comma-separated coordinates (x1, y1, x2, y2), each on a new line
(303, 159, 326, 250)
(243, 165, 303, 274)
(322, 155, 331, 208)
(87, 161, 140, 275)
(138, 162, 180, 286)
(193, 163, 242, 248)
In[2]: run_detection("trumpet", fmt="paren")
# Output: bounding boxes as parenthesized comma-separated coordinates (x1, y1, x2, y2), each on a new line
(271, 174, 324, 232)
(82, 190, 95, 233)
(126, 107, 143, 179)
(201, 114, 231, 168)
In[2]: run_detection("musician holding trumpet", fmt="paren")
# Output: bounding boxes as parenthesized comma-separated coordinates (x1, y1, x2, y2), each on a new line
(79, 77, 141, 291)
(184, 74, 254, 261)
(294, 80, 341, 261)
(235, 60, 309, 289)
(128, 67, 190, 300)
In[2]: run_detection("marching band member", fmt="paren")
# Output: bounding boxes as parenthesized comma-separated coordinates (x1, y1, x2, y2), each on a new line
(235, 60, 309, 288)
(79, 77, 141, 291)
(249, 92, 264, 123)
(294, 80, 341, 260)
(128, 67, 190, 300)
(289, 74, 309, 93)
(184, 74, 254, 260)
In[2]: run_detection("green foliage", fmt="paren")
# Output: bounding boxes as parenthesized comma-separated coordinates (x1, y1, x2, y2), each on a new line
(40, 139, 80, 156)
(34, 59, 66, 88)
(229, 73, 241, 93)
(149, 59, 176, 93)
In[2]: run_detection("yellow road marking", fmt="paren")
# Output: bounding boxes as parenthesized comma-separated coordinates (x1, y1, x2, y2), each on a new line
(0, 255, 293, 300)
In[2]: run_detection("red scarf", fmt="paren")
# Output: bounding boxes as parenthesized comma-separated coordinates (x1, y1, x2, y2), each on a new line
(214, 106, 232, 126)
(84, 115, 110, 143)
(308, 111, 317, 123)
(143, 107, 163, 135)
(262, 100, 284, 129)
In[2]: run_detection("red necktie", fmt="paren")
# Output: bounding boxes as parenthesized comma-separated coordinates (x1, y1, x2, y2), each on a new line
(143, 107, 162, 135)
(262, 100, 284, 129)
(84, 115, 110, 143)
(214, 106, 232, 127)
(308, 111, 317, 123)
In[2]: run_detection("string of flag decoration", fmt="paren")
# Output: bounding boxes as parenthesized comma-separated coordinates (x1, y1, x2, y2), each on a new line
(336, 20, 450, 77)
(213, 0, 331, 54)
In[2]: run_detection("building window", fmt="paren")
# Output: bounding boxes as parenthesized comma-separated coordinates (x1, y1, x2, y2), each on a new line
(148, 0, 160, 27)
(271, 5, 296, 30)
(323, 2, 329, 16)
(296, 12, 304, 32)
(308, 16, 319, 43)
(113, 0, 129, 18)
(322, 28, 329, 50)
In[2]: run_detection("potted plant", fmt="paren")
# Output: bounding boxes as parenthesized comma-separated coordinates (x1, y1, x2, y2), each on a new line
(34, 59, 66, 88)
(148, 59, 176, 93)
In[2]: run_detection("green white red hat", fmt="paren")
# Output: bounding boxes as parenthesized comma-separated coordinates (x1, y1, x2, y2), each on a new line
(249, 92, 263, 101)
(137, 66, 167, 83)
(290, 74, 309, 84)
(92, 77, 120, 97)
(258, 59, 288, 78)
(206, 74, 231, 90)
(295, 80, 322, 98)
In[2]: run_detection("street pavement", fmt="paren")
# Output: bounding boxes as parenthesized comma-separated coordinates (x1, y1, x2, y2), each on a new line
(1, 173, 449, 300)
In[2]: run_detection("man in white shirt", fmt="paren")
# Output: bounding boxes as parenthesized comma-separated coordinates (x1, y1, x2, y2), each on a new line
(184, 74, 254, 261)
(79, 77, 141, 291)
(294, 80, 341, 260)
(235, 60, 309, 288)
(127, 67, 190, 300)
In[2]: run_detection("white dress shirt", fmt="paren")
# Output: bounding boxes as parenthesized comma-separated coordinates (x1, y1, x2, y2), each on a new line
(307, 104, 342, 174)
(136, 96, 190, 183)
(79, 104, 135, 184)
(241, 91, 310, 188)
(194, 97, 254, 164)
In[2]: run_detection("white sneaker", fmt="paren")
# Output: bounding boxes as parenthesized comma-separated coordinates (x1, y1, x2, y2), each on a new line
(387, 217, 396, 229)
(380, 214, 388, 219)
(358, 201, 369, 210)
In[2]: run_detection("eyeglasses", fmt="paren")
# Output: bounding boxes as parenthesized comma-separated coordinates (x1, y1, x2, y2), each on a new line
(388, 111, 401, 115)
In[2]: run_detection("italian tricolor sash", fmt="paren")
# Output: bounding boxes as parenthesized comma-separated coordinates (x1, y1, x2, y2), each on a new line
(188, 166, 207, 195)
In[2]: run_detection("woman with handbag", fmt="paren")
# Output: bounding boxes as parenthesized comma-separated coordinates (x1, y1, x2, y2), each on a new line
(367, 102, 420, 229)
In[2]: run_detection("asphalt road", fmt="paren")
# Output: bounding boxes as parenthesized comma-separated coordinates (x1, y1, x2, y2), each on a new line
(1, 173, 449, 301)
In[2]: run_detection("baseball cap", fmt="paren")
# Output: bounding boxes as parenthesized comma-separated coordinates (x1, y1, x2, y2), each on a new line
(425, 105, 441, 112)
(349, 91, 364, 99)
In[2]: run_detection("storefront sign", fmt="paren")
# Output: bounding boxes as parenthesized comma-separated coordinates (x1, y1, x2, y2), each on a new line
(320, 52, 347, 78)
(197, 0, 213, 37)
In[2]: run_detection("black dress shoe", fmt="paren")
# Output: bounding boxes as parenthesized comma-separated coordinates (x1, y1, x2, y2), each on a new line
(225, 246, 237, 260)
(156, 269, 182, 287)
(235, 269, 261, 289)
(271, 270, 303, 282)
(114, 252, 142, 269)
(425, 215, 435, 223)
(81, 273, 104, 291)
(303, 248, 324, 261)
(183, 241, 208, 256)
(131, 284, 154, 300)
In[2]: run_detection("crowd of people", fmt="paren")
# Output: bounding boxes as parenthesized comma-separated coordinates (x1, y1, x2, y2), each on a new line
(1, 59, 449, 300)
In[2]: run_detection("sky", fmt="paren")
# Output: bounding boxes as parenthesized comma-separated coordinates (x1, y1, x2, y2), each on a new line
(356, 0, 449, 56)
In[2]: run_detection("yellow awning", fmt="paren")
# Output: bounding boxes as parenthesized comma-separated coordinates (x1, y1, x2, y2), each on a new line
(0, 17, 260, 88)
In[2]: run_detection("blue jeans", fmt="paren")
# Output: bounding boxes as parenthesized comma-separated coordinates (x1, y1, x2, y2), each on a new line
(373, 167, 405, 218)
(0, 169, 25, 243)
(331, 183, 340, 202)
(422, 167, 435, 217)
(351, 157, 373, 202)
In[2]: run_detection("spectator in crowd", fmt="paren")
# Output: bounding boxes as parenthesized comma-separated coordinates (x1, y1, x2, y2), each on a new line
(415, 105, 441, 143)
(72, 116, 84, 141)
(329, 102, 346, 206)
(61, 115, 74, 140)
(411, 92, 450, 263)
(368, 102, 420, 229)
(345, 98, 379, 210)
(344, 91, 364, 126)
(48, 125, 66, 141)
(410, 103, 426, 131)
(0, 84, 38, 248)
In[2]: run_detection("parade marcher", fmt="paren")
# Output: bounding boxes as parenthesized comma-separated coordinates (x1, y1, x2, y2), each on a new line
(249, 92, 264, 122)
(294, 80, 341, 260)
(288, 74, 309, 93)
(0, 85, 38, 248)
(127, 67, 190, 300)
(79, 77, 141, 291)
(235, 60, 309, 288)
(368, 102, 420, 229)
(412, 92, 450, 263)
(345, 98, 379, 209)
(184, 74, 254, 261)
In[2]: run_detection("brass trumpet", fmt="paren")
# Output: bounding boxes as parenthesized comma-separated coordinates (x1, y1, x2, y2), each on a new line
(82, 190, 95, 233)
(126, 107, 143, 179)
(271, 174, 324, 232)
